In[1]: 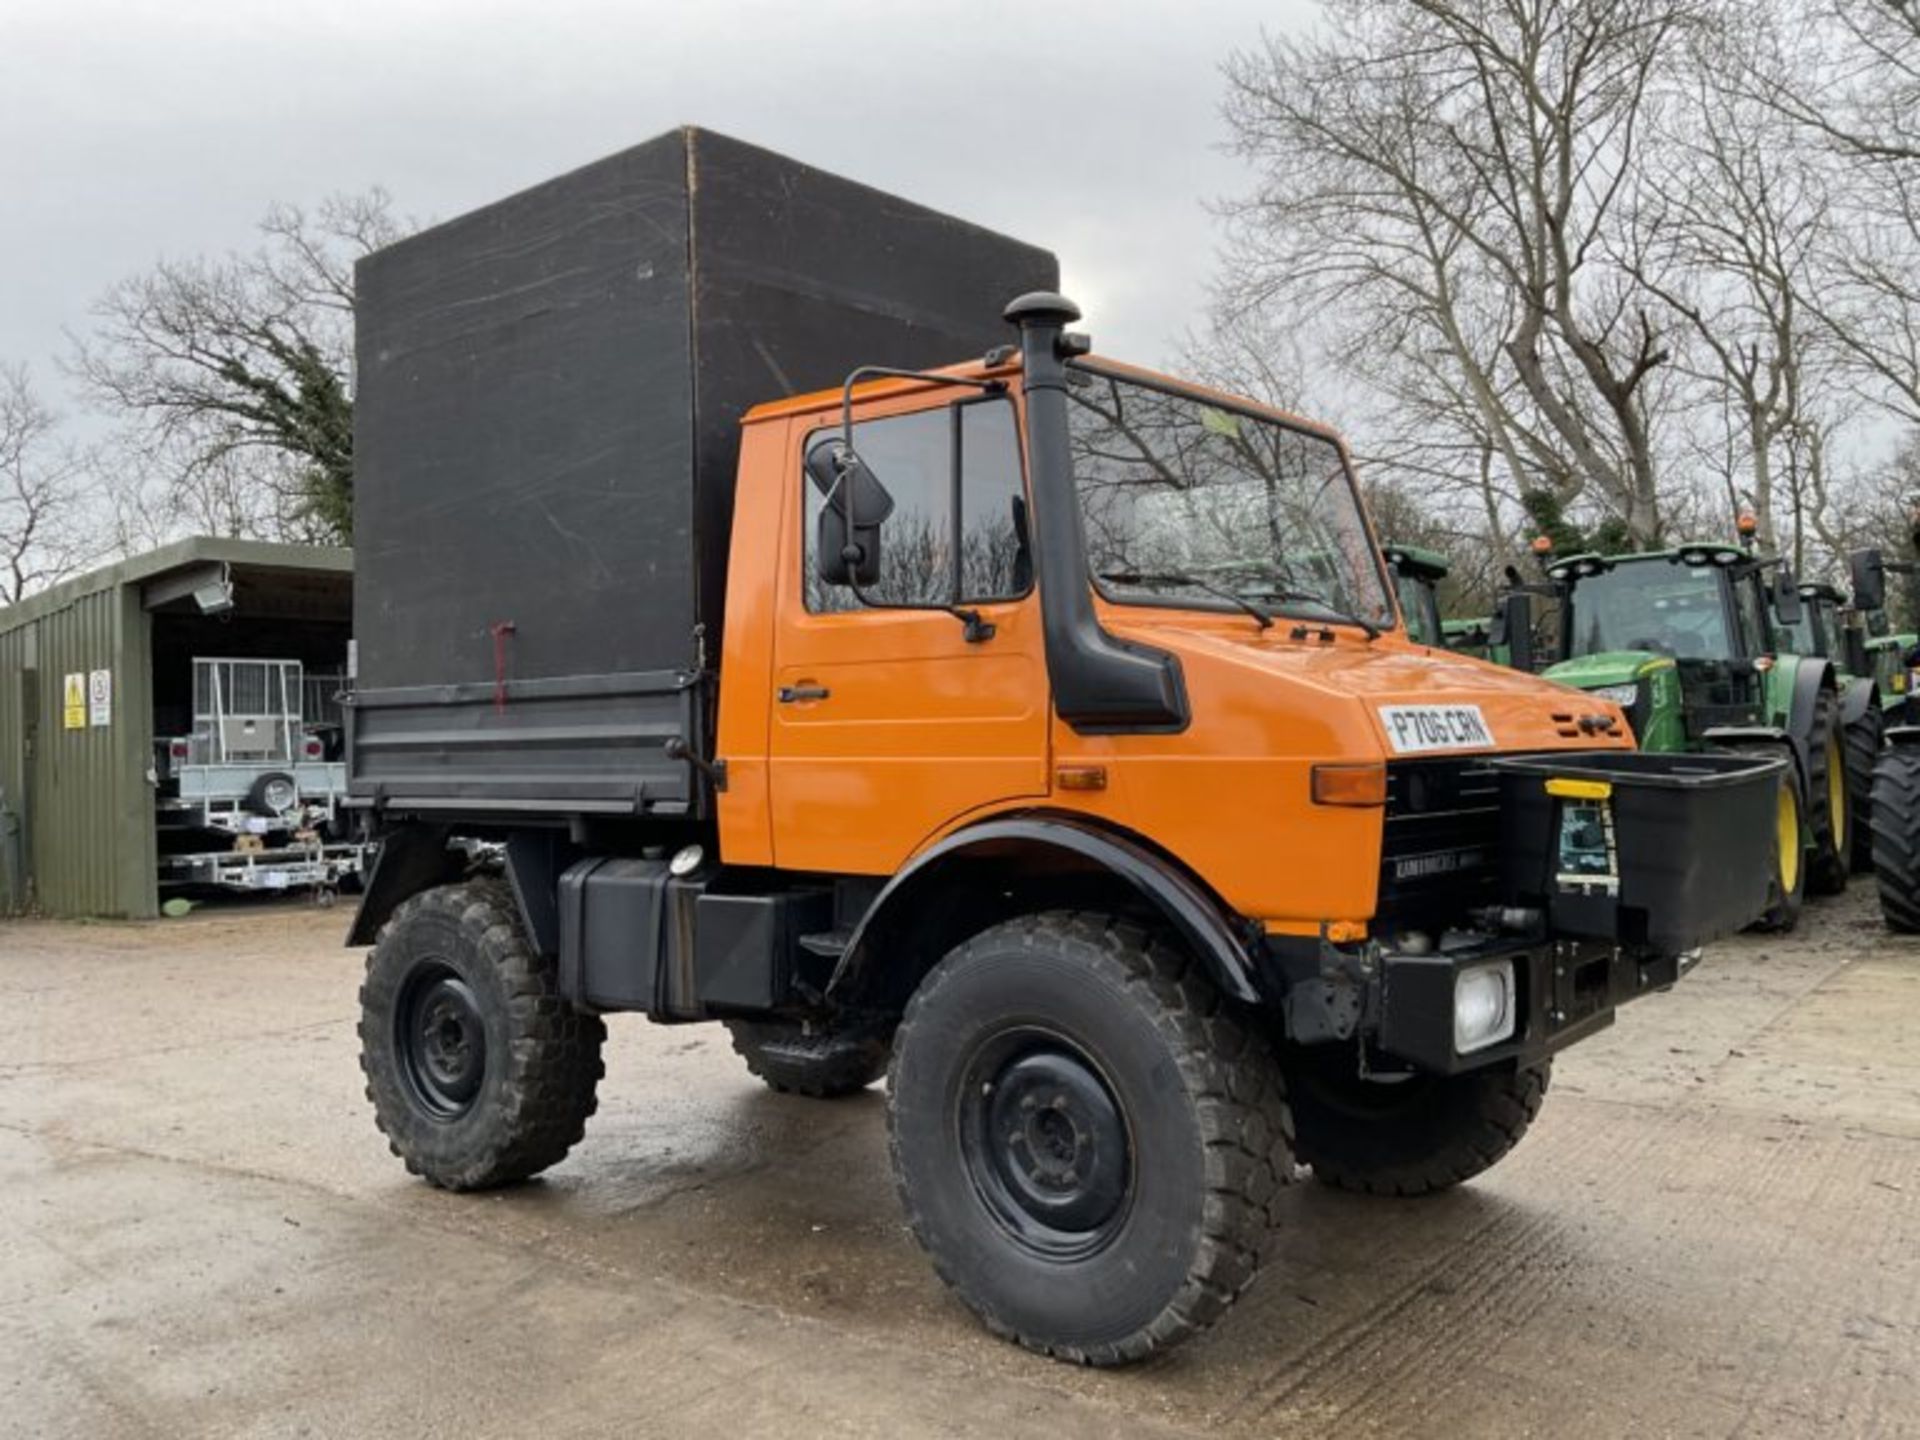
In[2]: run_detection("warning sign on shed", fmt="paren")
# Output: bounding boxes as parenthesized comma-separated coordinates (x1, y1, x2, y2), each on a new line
(62, 673, 85, 730)
(89, 669, 112, 727)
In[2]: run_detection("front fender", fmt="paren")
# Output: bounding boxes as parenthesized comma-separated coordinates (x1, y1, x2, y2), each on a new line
(826, 812, 1263, 1007)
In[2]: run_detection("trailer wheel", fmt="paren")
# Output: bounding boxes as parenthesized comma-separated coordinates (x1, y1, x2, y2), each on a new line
(1846, 704, 1886, 874)
(1871, 744, 1920, 933)
(723, 1018, 892, 1098)
(887, 912, 1294, 1365)
(1286, 1048, 1548, 1197)
(359, 878, 604, 1190)
(1805, 687, 1850, 896)
(246, 770, 299, 817)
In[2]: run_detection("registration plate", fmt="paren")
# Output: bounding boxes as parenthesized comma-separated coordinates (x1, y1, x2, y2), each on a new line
(1378, 704, 1495, 754)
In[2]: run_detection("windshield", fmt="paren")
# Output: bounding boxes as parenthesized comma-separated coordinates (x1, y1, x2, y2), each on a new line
(1063, 364, 1394, 628)
(1566, 562, 1730, 659)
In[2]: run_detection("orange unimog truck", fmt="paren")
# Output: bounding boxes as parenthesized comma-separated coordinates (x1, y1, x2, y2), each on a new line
(346, 129, 1783, 1364)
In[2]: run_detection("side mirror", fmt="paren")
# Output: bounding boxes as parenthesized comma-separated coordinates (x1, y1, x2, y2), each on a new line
(806, 440, 895, 587)
(1493, 591, 1534, 670)
(1773, 567, 1803, 627)
(1849, 548, 1887, 613)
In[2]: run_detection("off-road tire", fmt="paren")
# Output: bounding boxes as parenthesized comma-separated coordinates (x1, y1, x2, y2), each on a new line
(1730, 739, 1806, 934)
(1287, 1048, 1549, 1197)
(1871, 744, 1920, 933)
(359, 878, 605, 1190)
(1805, 686, 1850, 896)
(887, 912, 1294, 1366)
(1846, 703, 1886, 874)
(723, 1017, 892, 1098)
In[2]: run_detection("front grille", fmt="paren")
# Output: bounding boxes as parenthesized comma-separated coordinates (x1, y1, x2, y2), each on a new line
(1378, 758, 1502, 928)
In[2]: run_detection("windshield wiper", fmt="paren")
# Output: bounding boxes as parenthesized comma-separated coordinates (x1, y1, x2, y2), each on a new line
(1251, 586, 1383, 641)
(1098, 570, 1272, 630)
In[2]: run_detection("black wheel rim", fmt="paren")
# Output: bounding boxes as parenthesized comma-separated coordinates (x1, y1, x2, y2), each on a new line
(396, 963, 487, 1121)
(958, 1028, 1133, 1260)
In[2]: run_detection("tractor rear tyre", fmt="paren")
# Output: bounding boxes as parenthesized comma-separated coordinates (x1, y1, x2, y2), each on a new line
(1871, 744, 1920, 933)
(1846, 704, 1886, 874)
(359, 878, 605, 1190)
(1285, 1046, 1550, 1197)
(887, 912, 1294, 1365)
(1805, 687, 1850, 896)
(724, 1017, 892, 1098)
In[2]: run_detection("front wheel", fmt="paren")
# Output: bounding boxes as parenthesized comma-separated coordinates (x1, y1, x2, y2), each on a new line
(1729, 740, 1805, 934)
(1846, 704, 1886, 874)
(1872, 744, 1920, 933)
(1287, 1046, 1549, 1196)
(1805, 687, 1850, 896)
(887, 912, 1294, 1365)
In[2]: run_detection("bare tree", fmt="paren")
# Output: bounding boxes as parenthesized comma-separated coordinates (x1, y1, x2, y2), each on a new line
(0, 364, 102, 605)
(70, 190, 406, 544)
(1624, 21, 1841, 557)
(1221, 0, 1699, 545)
(1745, 1, 1920, 422)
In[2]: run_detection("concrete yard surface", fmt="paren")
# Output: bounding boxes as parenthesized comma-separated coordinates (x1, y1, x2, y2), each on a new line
(3, 889, 1917, 1439)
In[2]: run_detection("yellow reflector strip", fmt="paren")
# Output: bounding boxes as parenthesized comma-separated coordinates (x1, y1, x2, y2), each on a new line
(1545, 777, 1613, 800)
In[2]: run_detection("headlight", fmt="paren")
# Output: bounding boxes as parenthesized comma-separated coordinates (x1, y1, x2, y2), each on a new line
(1589, 682, 1639, 708)
(1454, 960, 1517, 1054)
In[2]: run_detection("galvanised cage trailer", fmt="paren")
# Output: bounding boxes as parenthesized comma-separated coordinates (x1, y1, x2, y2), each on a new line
(343, 128, 1783, 1364)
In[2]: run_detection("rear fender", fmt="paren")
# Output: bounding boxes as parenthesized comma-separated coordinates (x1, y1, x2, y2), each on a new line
(1839, 676, 1878, 730)
(1774, 656, 1835, 778)
(343, 824, 460, 946)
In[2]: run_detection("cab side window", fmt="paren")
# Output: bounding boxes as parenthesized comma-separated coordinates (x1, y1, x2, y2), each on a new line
(804, 399, 1027, 613)
(1733, 576, 1769, 654)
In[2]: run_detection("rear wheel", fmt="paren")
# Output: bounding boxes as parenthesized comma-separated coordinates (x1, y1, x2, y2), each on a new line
(1805, 688, 1850, 895)
(1286, 1046, 1549, 1196)
(887, 912, 1294, 1365)
(359, 879, 604, 1190)
(1846, 703, 1886, 874)
(1871, 744, 1920, 933)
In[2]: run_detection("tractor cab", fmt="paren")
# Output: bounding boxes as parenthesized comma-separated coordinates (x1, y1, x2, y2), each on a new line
(1542, 544, 1794, 750)
(1382, 543, 1448, 648)
(1777, 581, 1847, 662)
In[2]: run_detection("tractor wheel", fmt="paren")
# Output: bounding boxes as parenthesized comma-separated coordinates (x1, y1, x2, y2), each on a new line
(1871, 744, 1920, 933)
(887, 912, 1294, 1365)
(1805, 687, 1850, 896)
(1846, 703, 1886, 874)
(359, 878, 605, 1190)
(1735, 740, 1806, 933)
(723, 1017, 892, 1098)
(1286, 1046, 1550, 1197)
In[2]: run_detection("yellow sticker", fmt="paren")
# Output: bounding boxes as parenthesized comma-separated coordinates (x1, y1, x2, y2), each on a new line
(1545, 776, 1613, 800)
(62, 673, 86, 730)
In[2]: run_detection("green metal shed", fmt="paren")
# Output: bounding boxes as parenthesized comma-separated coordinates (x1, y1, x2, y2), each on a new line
(0, 538, 352, 919)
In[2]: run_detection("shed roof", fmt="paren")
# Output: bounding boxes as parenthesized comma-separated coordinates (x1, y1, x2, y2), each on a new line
(0, 537, 352, 635)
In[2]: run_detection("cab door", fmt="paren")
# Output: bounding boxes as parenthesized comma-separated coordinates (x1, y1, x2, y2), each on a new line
(767, 393, 1049, 874)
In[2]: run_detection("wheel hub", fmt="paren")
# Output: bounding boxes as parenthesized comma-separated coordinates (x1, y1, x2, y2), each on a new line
(397, 966, 486, 1119)
(964, 1038, 1132, 1255)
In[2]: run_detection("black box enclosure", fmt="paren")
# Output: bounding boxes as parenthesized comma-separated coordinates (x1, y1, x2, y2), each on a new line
(350, 127, 1057, 821)
(1492, 751, 1784, 953)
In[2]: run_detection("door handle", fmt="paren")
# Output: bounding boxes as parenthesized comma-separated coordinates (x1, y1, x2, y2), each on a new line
(777, 684, 831, 704)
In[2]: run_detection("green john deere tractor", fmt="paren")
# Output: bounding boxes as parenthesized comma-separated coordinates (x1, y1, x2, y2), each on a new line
(1502, 542, 1855, 932)
(1772, 579, 1886, 872)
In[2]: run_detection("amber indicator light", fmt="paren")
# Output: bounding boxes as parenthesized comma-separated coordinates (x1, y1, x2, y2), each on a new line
(1311, 762, 1387, 807)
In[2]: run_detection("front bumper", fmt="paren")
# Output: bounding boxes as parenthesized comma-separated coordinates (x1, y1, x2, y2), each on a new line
(1278, 933, 1698, 1077)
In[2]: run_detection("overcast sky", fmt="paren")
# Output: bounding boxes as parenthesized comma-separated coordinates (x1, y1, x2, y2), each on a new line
(1, 0, 1317, 416)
